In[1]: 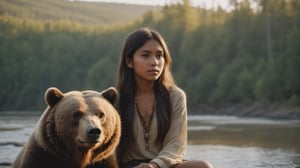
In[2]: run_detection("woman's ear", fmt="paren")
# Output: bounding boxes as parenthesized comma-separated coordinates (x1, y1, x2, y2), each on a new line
(126, 57, 133, 68)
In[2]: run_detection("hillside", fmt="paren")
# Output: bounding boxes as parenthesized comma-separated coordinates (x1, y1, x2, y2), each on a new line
(0, 0, 161, 25)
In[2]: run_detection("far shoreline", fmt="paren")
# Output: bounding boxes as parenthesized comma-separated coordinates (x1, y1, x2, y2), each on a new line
(1, 103, 300, 120)
(190, 103, 300, 120)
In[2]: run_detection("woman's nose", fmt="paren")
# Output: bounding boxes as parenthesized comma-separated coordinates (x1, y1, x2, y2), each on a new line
(150, 56, 159, 66)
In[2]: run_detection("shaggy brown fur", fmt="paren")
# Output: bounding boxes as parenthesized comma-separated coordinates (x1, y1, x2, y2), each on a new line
(13, 87, 121, 168)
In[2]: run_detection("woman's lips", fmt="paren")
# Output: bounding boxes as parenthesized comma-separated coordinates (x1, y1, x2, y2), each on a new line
(148, 69, 159, 73)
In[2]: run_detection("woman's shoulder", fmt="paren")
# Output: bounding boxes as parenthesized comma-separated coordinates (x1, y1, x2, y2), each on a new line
(169, 86, 187, 114)
(169, 86, 186, 99)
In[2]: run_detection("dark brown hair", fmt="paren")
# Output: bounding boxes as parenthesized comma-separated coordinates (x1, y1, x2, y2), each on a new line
(116, 28, 176, 152)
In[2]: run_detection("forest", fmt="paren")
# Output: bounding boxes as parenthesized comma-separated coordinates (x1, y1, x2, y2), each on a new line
(0, 0, 300, 115)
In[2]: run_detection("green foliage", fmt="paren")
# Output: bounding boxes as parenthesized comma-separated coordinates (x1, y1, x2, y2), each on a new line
(1, 0, 300, 110)
(186, 63, 218, 105)
(0, 0, 160, 25)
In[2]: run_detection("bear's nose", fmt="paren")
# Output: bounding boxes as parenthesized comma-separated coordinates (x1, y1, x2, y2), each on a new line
(86, 127, 101, 140)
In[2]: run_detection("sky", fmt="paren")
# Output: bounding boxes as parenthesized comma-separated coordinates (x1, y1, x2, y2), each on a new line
(77, 0, 232, 10)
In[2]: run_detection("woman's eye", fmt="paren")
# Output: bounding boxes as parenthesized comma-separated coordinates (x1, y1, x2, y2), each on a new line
(156, 54, 163, 58)
(141, 54, 149, 58)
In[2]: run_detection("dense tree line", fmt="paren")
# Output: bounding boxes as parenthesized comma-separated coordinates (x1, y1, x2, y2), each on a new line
(0, 0, 300, 112)
(0, 0, 158, 25)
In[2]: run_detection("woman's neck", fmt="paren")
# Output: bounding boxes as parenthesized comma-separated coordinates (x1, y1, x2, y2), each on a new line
(135, 80, 155, 96)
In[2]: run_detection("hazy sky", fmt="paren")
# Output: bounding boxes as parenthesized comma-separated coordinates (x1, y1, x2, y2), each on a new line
(79, 0, 232, 10)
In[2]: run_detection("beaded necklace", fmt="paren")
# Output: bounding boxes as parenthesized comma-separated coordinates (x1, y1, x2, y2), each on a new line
(134, 101, 155, 150)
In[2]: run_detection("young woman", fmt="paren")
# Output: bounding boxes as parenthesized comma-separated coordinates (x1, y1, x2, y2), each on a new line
(116, 27, 213, 168)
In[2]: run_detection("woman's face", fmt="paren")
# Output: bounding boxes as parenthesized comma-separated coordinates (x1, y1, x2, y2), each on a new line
(127, 39, 165, 83)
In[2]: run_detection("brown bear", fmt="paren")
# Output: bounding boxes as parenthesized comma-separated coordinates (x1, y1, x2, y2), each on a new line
(13, 87, 121, 168)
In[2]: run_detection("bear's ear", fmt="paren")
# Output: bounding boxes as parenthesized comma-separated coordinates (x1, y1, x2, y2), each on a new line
(44, 87, 64, 107)
(101, 87, 118, 105)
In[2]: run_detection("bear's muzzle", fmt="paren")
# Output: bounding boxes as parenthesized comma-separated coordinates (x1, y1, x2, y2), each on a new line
(86, 126, 101, 141)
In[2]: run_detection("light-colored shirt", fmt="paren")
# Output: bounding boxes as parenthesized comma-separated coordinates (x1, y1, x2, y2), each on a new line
(123, 87, 187, 168)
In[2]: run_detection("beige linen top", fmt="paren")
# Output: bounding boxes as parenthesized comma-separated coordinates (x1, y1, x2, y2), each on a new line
(123, 87, 187, 168)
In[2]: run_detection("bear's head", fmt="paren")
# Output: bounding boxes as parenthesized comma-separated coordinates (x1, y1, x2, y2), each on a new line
(35, 87, 120, 166)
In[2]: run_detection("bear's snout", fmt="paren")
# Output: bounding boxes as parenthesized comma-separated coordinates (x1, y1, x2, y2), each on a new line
(86, 126, 101, 140)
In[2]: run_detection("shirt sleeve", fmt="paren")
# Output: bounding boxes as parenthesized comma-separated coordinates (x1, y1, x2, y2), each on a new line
(151, 87, 187, 168)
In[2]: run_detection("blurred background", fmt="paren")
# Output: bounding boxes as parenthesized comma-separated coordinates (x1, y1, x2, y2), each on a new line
(1, 0, 300, 116)
(0, 0, 300, 167)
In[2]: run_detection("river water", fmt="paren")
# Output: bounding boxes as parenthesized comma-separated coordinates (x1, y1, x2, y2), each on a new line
(0, 114, 300, 168)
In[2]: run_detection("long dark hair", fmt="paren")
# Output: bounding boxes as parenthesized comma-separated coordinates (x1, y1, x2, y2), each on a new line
(116, 27, 176, 152)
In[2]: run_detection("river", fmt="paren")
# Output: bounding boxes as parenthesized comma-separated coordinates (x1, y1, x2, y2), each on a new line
(0, 113, 300, 168)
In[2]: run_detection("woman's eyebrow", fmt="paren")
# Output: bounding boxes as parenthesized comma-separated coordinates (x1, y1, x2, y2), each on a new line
(139, 49, 163, 53)
(139, 50, 151, 53)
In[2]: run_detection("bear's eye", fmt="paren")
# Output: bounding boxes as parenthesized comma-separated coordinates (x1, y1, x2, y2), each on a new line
(97, 112, 105, 119)
(73, 111, 83, 119)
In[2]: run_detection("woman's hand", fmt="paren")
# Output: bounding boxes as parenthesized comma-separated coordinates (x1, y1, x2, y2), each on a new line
(135, 162, 159, 168)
